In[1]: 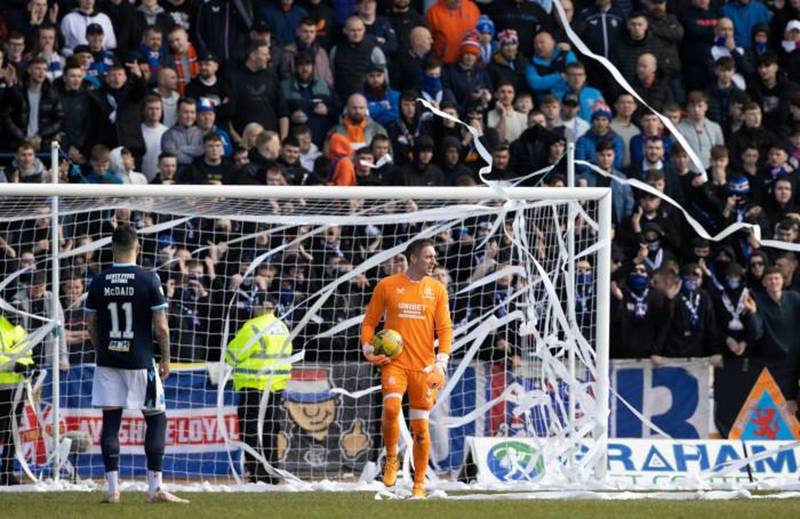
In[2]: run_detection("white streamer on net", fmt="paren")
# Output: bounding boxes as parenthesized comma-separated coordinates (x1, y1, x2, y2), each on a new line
(0, 265, 58, 327)
(313, 315, 365, 339)
(59, 215, 193, 260)
(9, 379, 38, 483)
(456, 266, 528, 295)
(0, 322, 56, 370)
(509, 205, 607, 478)
(329, 385, 382, 400)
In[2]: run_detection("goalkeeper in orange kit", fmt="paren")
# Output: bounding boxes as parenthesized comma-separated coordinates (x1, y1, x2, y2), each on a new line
(360, 238, 453, 499)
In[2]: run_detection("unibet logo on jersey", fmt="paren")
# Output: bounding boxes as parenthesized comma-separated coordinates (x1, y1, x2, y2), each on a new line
(486, 440, 544, 482)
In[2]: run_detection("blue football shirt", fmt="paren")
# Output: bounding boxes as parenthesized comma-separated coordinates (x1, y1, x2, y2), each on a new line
(85, 263, 168, 369)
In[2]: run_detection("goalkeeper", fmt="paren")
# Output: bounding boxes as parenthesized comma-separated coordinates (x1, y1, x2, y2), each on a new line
(360, 239, 453, 499)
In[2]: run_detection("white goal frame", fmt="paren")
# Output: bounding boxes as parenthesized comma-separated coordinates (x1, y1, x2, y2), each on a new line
(1, 176, 612, 484)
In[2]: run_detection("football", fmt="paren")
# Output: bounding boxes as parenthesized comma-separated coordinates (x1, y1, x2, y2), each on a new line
(373, 329, 404, 358)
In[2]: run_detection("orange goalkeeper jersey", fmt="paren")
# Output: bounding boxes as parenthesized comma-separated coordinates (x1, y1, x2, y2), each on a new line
(360, 273, 453, 372)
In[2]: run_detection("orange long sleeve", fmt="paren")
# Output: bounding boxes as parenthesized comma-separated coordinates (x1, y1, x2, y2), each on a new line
(330, 158, 355, 186)
(360, 280, 386, 346)
(434, 282, 452, 356)
(426, 0, 481, 65)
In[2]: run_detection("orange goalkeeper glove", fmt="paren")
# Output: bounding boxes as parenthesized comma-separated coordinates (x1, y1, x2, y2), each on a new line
(427, 353, 449, 390)
(362, 343, 391, 366)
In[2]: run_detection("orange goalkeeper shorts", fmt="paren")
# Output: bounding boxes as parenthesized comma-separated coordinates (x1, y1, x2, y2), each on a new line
(381, 363, 436, 411)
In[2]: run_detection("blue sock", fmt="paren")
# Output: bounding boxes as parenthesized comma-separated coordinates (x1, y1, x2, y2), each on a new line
(101, 409, 123, 472)
(144, 412, 167, 472)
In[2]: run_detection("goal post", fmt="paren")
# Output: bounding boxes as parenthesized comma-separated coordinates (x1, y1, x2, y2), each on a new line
(0, 182, 612, 487)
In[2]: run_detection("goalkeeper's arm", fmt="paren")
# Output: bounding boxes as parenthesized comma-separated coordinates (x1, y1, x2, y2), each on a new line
(360, 281, 390, 366)
(430, 285, 454, 389)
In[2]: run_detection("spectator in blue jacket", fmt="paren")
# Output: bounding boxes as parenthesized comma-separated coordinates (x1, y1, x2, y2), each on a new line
(525, 30, 576, 103)
(721, 0, 771, 51)
(576, 103, 625, 171)
(579, 139, 635, 226)
(84, 145, 124, 184)
(258, 0, 309, 46)
(562, 61, 605, 122)
(362, 64, 400, 127)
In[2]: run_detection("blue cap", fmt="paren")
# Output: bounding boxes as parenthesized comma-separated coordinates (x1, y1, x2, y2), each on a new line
(591, 108, 613, 121)
(197, 97, 215, 112)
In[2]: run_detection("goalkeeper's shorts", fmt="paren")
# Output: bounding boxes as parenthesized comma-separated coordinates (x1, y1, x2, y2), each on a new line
(92, 360, 165, 411)
(381, 363, 435, 413)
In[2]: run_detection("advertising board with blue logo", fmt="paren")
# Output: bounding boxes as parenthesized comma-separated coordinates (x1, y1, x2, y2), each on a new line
(610, 359, 711, 439)
(466, 437, 800, 486)
(468, 437, 547, 483)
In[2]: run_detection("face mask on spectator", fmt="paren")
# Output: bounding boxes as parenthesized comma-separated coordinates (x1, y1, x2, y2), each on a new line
(422, 73, 442, 95)
(681, 276, 699, 293)
(646, 239, 660, 253)
(724, 277, 742, 290)
(629, 272, 648, 291)
(576, 272, 593, 286)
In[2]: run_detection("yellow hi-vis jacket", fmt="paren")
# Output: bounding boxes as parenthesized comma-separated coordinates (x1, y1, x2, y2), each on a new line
(225, 312, 292, 392)
(0, 316, 31, 386)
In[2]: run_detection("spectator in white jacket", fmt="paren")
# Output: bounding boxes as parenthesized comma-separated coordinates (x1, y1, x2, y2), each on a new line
(60, 0, 117, 52)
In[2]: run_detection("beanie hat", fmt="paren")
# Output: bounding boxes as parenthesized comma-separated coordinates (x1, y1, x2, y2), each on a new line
(415, 135, 435, 152)
(590, 100, 613, 121)
(460, 32, 481, 57)
(497, 29, 519, 47)
(442, 136, 462, 152)
(476, 15, 495, 36)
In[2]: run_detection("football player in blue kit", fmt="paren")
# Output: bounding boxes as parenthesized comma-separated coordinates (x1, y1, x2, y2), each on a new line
(86, 224, 188, 504)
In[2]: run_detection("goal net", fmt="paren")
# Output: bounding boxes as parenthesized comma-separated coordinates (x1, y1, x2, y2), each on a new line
(0, 184, 611, 488)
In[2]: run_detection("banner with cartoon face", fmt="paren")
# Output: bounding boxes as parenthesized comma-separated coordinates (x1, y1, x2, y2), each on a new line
(278, 364, 380, 477)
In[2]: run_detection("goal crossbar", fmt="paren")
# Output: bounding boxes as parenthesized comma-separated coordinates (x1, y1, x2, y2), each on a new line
(0, 184, 612, 202)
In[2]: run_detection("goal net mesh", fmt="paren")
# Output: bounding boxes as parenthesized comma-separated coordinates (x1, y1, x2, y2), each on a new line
(0, 189, 605, 486)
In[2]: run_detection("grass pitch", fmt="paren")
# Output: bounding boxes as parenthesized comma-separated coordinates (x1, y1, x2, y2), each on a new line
(2, 492, 800, 519)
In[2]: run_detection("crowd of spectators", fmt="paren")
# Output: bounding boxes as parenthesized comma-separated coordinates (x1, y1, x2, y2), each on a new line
(1, 0, 800, 402)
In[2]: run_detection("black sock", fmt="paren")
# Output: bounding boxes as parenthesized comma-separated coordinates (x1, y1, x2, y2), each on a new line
(144, 412, 167, 472)
(101, 409, 123, 472)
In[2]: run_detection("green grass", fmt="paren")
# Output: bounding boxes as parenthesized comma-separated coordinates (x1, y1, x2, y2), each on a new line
(2, 492, 800, 519)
